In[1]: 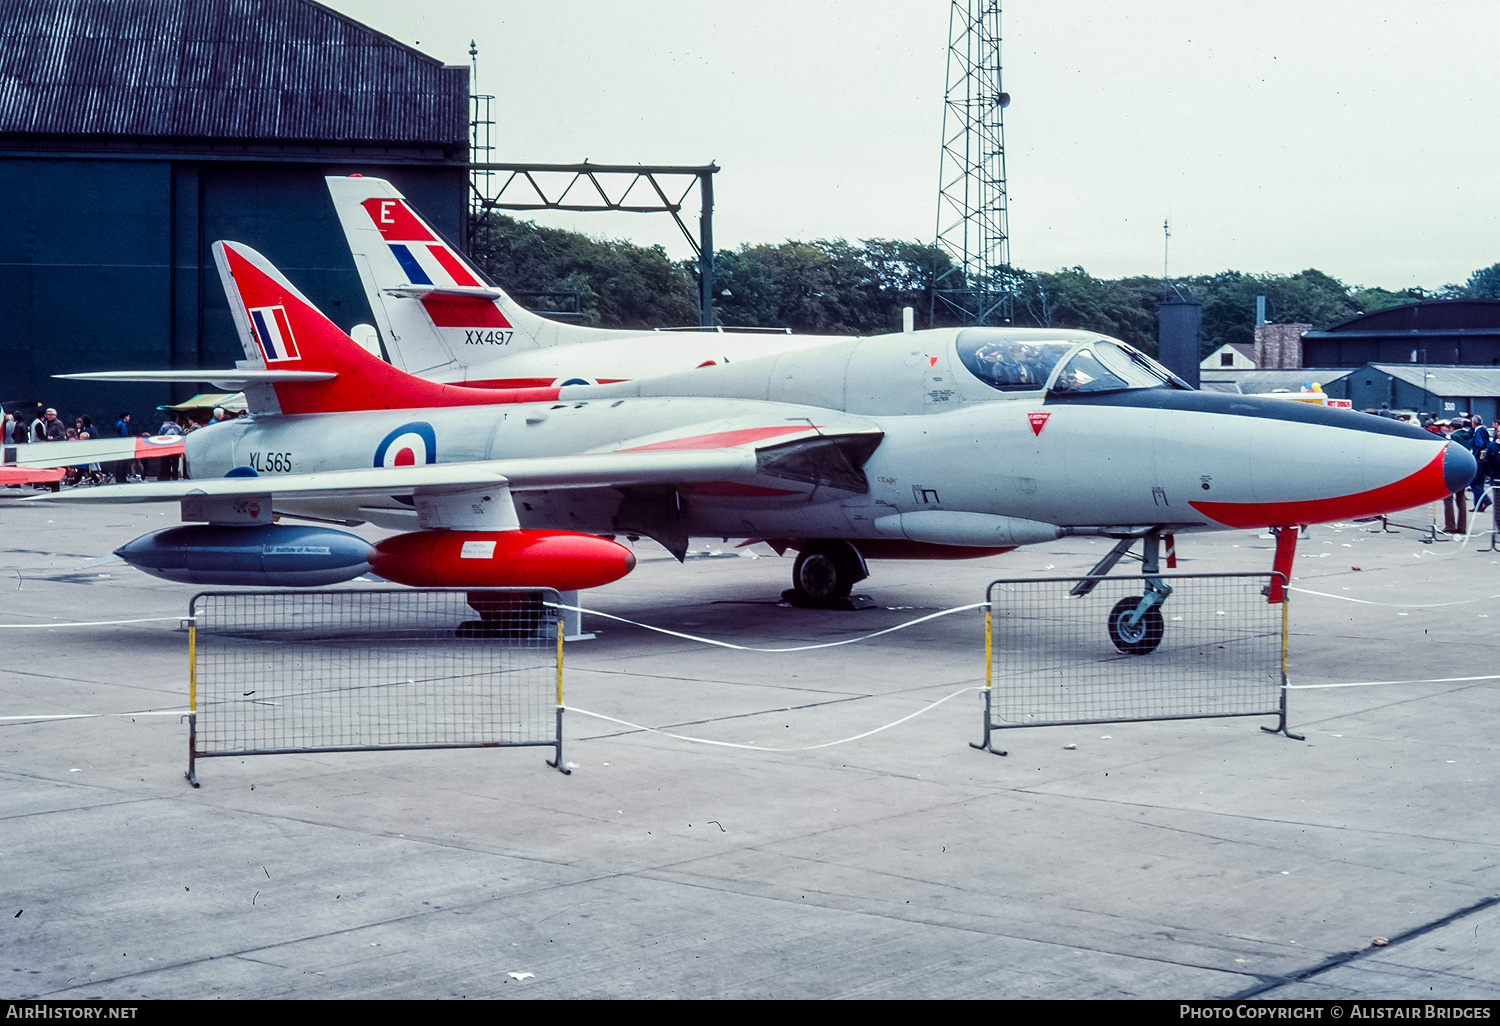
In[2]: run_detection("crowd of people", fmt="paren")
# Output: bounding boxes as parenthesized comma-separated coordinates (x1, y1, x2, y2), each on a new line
(1392, 409, 1499, 534)
(1, 404, 243, 487)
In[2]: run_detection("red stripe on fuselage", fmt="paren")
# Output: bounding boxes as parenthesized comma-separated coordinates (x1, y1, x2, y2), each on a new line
(1189, 448, 1448, 528)
(461, 377, 630, 390)
(615, 425, 818, 453)
(851, 540, 1015, 560)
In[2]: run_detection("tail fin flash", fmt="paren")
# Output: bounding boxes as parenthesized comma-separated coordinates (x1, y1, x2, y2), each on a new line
(213, 241, 559, 415)
(327, 176, 641, 381)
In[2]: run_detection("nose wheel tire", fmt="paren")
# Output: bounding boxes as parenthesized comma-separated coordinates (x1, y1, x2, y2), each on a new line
(789, 541, 867, 607)
(1107, 596, 1164, 655)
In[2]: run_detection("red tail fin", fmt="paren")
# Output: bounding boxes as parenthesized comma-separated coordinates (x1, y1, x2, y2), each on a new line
(213, 241, 559, 415)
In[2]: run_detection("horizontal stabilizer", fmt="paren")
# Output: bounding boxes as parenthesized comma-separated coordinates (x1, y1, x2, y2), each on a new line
(57, 370, 337, 387)
(383, 284, 505, 300)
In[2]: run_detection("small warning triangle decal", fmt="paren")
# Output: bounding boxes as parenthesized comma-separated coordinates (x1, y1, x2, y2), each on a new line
(1028, 411, 1051, 436)
(928, 356, 939, 368)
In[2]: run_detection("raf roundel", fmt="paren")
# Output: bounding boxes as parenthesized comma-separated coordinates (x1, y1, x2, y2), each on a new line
(374, 422, 437, 468)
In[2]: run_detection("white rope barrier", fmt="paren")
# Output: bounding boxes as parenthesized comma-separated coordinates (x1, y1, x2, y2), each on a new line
(565, 687, 980, 752)
(1286, 674, 1500, 690)
(544, 600, 985, 652)
(1288, 586, 1500, 608)
(0, 708, 191, 722)
(0, 616, 180, 629)
(8, 592, 1490, 736)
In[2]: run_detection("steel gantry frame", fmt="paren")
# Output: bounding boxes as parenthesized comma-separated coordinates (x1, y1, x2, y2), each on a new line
(468, 159, 720, 328)
(932, 0, 1013, 327)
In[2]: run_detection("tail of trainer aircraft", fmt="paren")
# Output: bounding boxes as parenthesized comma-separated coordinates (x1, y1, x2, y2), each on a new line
(214, 240, 562, 416)
(326, 175, 644, 381)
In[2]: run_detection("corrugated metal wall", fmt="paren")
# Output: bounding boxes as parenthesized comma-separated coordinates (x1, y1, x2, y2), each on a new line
(0, 0, 470, 425)
(0, 0, 468, 144)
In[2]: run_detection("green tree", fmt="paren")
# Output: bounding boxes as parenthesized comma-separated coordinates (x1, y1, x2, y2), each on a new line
(470, 212, 1482, 359)
(1011, 268, 1163, 355)
(1349, 285, 1426, 314)
(1467, 262, 1500, 300)
(470, 213, 697, 329)
(712, 238, 955, 334)
(1189, 268, 1362, 357)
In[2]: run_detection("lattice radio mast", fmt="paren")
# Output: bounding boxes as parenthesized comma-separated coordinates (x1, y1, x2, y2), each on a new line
(931, 0, 1012, 326)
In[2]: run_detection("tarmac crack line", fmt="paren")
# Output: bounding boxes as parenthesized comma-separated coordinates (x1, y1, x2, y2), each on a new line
(0, 794, 158, 823)
(1009, 786, 1500, 854)
(564, 664, 873, 699)
(1225, 894, 1500, 999)
(0, 768, 587, 870)
(577, 693, 874, 740)
(32, 902, 501, 998)
(611, 864, 1264, 985)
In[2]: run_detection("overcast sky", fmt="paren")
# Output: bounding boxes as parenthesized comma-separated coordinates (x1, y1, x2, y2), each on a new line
(323, 0, 1500, 291)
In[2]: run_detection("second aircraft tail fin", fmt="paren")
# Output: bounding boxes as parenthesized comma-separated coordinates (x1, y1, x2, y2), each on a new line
(329, 175, 643, 383)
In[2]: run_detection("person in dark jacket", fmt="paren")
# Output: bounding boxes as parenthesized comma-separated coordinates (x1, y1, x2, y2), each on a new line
(112, 412, 132, 483)
(1472, 416, 1494, 513)
(42, 409, 66, 441)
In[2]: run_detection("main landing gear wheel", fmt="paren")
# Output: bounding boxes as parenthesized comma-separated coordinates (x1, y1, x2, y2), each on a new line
(458, 590, 545, 640)
(783, 541, 869, 609)
(1107, 596, 1164, 655)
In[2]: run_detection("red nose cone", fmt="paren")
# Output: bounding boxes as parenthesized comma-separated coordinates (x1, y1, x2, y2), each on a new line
(370, 530, 636, 591)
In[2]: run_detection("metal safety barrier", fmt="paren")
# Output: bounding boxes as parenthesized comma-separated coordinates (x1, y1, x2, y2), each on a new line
(185, 588, 568, 785)
(973, 572, 1297, 755)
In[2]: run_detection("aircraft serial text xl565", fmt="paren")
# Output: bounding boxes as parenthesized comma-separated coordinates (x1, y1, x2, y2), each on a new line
(48, 233, 1474, 654)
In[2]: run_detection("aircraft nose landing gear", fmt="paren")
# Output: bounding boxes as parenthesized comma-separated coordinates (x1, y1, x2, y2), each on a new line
(1073, 531, 1174, 655)
(1106, 596, 1165, 654)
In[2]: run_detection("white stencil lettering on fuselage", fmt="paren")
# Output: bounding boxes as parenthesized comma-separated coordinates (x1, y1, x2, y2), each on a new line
(461, 329, 514, 346)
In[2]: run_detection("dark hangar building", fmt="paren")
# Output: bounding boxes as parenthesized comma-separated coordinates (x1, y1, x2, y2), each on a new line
(0, 0, 470, 424)
(1301, 300, 1500, 368)
(1302, 300, 1500, 420)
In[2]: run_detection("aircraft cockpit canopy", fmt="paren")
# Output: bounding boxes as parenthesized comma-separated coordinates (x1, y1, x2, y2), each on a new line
(960, 337, 1077, 391)
(956, 330, 1185, 396)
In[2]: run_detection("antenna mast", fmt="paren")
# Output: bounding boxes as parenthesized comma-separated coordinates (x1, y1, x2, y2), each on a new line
(932, 0, 1012, 327)
(468, 41, 495, 253)
(1163, 218, 1170, 284)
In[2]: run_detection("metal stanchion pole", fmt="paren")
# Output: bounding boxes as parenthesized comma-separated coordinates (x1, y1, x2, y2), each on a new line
(1262, 580, 1305, 741)
(186, 615, 199, 788)
(548, 615, 570, 774)
(970, 599, 1006, 756)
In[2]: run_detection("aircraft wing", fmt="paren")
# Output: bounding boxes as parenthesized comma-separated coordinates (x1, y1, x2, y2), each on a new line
(5, 435, 185, 470)
(26, 447, 760, 504)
